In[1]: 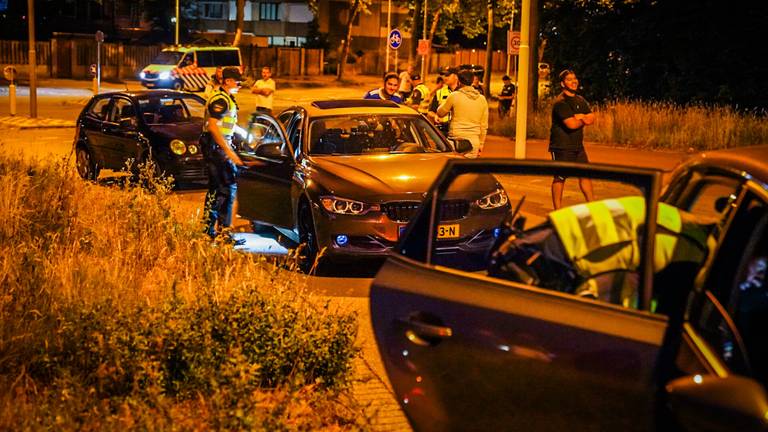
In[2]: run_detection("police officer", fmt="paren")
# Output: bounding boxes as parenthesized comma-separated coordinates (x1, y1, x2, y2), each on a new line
(201, 67, 246, 243)
(408, 74, 431, 115)
(429, 67, 454, 134)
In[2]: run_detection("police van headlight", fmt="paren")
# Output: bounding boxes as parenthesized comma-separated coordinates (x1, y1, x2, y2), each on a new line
(159, 71, 171, 80)
(139, 71, 146, 79)
(476, 188, 509, 210)
(170, 139, 187, 155)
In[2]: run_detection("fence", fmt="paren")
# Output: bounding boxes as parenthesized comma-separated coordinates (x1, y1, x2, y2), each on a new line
(0, 39, 324, 81)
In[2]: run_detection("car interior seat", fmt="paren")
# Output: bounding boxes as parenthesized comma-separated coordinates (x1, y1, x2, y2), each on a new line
(159, 105, 184, 123)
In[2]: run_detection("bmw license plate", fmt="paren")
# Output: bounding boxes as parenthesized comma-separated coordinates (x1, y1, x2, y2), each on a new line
(437, 224, 460, 239)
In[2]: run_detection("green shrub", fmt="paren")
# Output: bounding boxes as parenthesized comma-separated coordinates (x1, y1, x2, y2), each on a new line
(0, 154, 368, 431)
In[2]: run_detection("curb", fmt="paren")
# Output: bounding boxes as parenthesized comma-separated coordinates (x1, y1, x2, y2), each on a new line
(0, 116, 75, 129)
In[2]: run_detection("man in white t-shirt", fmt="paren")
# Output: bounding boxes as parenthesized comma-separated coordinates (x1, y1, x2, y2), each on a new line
(251, 66, 276, 114)
(398, 65, 414, 100)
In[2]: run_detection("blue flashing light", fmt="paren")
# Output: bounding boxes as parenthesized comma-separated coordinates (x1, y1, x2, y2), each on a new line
(493, 227, 502, 238)
(335, 234, 349, 246)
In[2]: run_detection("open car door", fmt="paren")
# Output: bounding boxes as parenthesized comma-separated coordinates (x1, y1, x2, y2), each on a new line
(370, 159, 673, 431)
(236, 113, 296, 229)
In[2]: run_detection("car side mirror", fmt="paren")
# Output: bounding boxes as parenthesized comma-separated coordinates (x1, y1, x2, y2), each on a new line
(453, 138, 473, 154)
(667, 375, 768, 432)
(255, 143, 286, 159)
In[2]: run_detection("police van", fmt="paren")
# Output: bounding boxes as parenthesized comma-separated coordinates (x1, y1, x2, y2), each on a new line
(139, 46, 243, 92)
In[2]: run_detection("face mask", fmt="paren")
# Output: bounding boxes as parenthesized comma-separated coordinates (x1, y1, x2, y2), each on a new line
(230, 87, 239, 94)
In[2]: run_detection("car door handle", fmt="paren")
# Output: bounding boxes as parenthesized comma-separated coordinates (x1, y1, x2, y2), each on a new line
(399, 316, 452, 346)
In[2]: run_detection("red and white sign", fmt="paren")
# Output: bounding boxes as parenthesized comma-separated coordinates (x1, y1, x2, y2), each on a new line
(417, 39, 431, 56)
(507, 31, 521, 55)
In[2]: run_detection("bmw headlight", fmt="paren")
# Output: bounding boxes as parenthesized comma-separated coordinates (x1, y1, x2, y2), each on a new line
(159, 71, 171, 80)
(187, 144, 198, 155)
(476, 188, 509, 209)
(320, 196, 379, 215)
(170, 139, 187, 155)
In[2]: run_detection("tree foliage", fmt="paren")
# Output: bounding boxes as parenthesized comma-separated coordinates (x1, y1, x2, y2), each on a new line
(541, 0, 768, 109)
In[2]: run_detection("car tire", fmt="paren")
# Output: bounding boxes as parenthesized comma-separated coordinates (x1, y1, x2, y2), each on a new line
(172, 80, 184, 91)
(75, 145, 99, 181)
(298, 201, 320, 274)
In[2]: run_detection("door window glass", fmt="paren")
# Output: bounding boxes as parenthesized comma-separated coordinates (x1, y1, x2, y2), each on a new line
(244, 116, 285, 155)
(109, 98, 136, 123)
(88, 98, 111, 120)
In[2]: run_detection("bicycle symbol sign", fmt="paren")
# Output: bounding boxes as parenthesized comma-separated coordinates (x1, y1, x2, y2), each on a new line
(388, 29, 402, 50)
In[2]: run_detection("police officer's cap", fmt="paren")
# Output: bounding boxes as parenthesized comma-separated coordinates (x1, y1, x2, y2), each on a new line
(502, 75, 511, 81)
(222, 67, 242, 81)
(439, 66, 459, 76)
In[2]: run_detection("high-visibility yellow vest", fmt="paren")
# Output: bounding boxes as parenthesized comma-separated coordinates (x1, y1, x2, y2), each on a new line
(203, 88, 238, 138)
(434, 86, 451, 123)
(410, 83, 431, 113)
(549, 196, 711, 307)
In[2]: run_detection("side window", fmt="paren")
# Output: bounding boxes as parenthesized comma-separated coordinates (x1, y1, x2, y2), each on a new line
(693, 191, 768, 383)
(288, 112, 302, 156)
(213, 50, 240, 67)
(196, 51, 214, 67)
(278, 110, 294, 127)
(244, 116, 285, 155)
(672, 174, 741, 224)
(88, 98, 111, 120)
(108, 98, 135, 123)
(180, 53, 194, 67)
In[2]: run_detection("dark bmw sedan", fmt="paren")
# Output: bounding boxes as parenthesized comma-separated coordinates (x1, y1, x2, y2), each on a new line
(73, 90, 207, 184)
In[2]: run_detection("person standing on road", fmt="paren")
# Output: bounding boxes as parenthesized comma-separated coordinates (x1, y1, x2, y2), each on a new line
(549, 69, 596, 209)
(201, 67, 246, 244)
(498, 75, 516, 118)
(363, 72, 403, 103)
(472, 74, 485, 96)
(407, 74, 430, 114)
(251, 66, 276, 115)
(436, 68, 489, 158)
(398, 64, 414, 100)
(429, 72, 452, 134)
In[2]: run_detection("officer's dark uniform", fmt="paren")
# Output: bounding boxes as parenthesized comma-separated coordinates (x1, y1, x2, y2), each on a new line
(201, 83, 239, 238)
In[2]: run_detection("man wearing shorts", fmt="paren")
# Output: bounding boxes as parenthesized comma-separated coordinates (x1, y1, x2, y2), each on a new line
(549, 69, 595, 209)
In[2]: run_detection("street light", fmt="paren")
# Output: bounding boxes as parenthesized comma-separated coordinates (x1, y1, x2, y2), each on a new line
(175, 0, 179, 45)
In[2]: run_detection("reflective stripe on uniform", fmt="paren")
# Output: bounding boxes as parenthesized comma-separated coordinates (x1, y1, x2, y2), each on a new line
(203, 89, 238, 138)
(411, 84, 431, 113)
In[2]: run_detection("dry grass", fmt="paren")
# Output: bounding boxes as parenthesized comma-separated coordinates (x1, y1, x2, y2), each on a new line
(0, 154, 370, 431)
(490, 100, 768, 151)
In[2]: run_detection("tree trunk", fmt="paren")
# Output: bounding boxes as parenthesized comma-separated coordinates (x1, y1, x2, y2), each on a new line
(412, 0, 422, 62)
(232, 0, 245, 46)
(483, 2, 493, 93)
(337, 0, 361, 81)
(425, 10, 442, 75)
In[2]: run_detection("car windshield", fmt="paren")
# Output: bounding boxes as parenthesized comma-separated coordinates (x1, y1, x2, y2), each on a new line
(308, 114, 451, 155)
(150, 51, 184, 66)
(138, 95, 205, 125)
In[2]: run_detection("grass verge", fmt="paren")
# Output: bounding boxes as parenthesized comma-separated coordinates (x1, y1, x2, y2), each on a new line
(0, 154, 369, 430)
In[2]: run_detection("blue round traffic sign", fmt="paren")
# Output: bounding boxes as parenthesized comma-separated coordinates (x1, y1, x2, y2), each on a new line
(388, 29, 402, 50)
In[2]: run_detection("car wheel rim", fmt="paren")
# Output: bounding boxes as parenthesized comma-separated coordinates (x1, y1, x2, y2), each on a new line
(76, 148, 90, 179)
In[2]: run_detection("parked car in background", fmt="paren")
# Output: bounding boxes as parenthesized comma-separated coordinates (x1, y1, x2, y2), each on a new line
(371, 146, 768, 431)
(74, 90, 207, 185)
(458, 64, 485, 78)
(139, 45, 242, 91)
(237, 99, 510, 273)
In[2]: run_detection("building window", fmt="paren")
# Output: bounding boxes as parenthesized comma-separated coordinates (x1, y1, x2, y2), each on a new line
(259, 2, 279, 21)
(200, 2, 225, 19)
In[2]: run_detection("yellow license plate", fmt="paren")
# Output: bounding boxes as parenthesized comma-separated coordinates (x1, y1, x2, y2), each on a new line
(437, 224, 460, 239)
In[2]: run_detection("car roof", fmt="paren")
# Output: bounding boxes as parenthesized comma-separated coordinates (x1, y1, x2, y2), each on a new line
(683, 144, 768, 184)
(92, 90, 204, 100)
(295, 99, 419, 117)
(161, 46, 240, 53)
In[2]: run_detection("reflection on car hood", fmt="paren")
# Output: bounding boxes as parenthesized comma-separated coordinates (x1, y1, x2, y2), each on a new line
(312, 153, 462, 197)
(148, 122, 202, 143)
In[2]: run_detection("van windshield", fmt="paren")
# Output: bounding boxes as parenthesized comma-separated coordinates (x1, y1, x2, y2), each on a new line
(151, 51, 184, 66)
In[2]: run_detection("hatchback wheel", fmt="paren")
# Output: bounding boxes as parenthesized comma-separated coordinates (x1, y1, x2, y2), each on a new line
(76, 146, 99, 180)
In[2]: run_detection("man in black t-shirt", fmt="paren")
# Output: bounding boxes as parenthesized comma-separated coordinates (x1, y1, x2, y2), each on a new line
(549, 69, 595, 209)
(498, 75, 515, 117)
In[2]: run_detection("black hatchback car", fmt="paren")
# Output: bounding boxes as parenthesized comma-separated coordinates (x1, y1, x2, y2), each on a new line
(74, 90, 207, 184)
(372, 146, 768, 431)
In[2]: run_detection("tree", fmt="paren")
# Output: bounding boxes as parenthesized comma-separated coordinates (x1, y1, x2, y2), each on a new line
(232, 0, 245, 46)
(307, 0, 373, 80)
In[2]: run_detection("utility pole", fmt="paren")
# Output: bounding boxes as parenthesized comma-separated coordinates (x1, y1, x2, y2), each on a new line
(175, 0, 180, 45)
(385, 0, 392, 72)
(514, 0, 530, 159)
(421, 0, 427, 78)
(27, 0, 37, 118)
